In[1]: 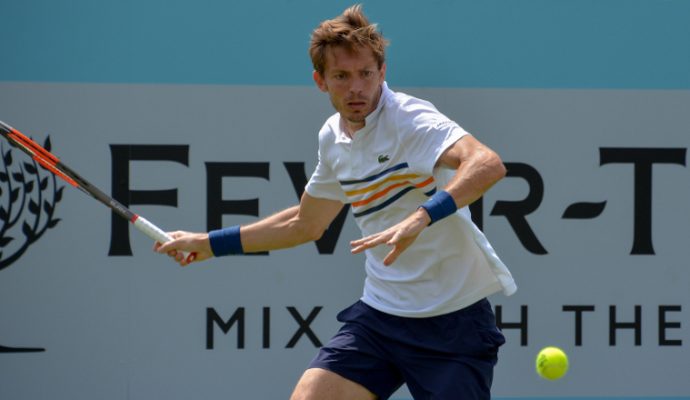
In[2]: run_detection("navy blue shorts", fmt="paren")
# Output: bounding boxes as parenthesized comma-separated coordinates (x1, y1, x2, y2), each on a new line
(308, 298, 505, 400)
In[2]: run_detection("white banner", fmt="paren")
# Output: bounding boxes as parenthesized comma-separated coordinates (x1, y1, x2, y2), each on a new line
(1, 83, 688, 399)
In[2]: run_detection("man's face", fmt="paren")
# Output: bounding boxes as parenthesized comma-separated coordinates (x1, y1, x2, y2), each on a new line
(313, 45, 386, 134)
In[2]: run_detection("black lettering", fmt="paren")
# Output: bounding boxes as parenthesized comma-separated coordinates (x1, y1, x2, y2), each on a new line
(563, 305, 595, 346)
(495, 305, 528, 346)
(600, 148, 686, 254)
(286, 306, 323, 348)
(659, 305, 682, 346)
(109, 145, 189, 256)
(206, 307, 245, 349)
(490, 163, 547, 254)
(609, 305, 642, 346)
(0, 344, 45, 353)
(469, 198, 483, 230)
(263, 307, 270, 349)
(205, 162, 270, 255)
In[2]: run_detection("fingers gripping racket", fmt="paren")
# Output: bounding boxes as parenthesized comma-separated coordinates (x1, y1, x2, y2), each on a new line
(0, 120, 193, 262)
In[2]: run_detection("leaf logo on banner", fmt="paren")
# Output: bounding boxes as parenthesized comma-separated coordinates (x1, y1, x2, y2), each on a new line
(0, 135, 64, 272)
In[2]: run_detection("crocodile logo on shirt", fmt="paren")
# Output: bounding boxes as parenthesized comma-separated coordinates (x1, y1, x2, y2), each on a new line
(377, 154, 390, 163)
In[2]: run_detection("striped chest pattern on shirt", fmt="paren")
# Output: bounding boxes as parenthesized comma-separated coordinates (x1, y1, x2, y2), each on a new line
(339, 162, 437, 218)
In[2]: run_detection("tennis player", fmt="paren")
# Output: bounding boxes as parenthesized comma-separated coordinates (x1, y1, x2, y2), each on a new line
(156, 4, 516, 399)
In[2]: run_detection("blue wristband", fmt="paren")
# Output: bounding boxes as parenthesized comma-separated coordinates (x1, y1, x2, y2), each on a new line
(208, 225, 244, 256)
(419, 190, 457, 225)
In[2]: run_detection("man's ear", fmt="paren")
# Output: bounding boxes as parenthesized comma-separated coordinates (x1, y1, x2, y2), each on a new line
(313, 70, 328, 92)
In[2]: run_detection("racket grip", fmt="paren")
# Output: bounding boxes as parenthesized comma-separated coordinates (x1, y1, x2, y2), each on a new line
(132, 216, 194, 262)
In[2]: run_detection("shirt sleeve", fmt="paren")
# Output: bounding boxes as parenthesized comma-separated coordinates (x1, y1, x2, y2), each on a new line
(305, 148, 348, 203)
(397, 99, 469, 175)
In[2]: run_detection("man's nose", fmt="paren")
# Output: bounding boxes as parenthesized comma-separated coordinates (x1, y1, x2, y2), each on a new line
(350, 77, 365, 94)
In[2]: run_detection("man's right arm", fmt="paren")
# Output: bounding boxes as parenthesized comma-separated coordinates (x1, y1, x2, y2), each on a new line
(240, 192, 344, 253)
(155, 192, 344, 266)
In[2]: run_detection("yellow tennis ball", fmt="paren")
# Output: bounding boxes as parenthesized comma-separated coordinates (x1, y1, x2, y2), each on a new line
(536, 346, 569, 380)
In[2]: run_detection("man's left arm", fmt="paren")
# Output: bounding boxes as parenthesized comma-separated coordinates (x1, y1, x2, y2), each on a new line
(350, 135, 506, 265)
(434, 134, 507, 208)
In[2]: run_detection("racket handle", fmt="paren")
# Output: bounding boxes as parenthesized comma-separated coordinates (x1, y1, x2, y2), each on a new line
(132, 215, 195, 263)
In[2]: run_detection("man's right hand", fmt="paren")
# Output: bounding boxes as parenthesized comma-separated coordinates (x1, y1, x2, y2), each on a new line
(154, 231, 213, 267)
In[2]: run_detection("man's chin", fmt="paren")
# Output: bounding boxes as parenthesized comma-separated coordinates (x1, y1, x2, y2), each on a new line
(343, 111, 366, 123)
(345, 117, 366, 126)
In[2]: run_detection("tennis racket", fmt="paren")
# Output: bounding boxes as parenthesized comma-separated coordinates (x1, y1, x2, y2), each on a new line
(0, 119, 194, 262)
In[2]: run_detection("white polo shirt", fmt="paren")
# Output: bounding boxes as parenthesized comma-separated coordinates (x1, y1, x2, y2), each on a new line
(306, 82, 517, 317)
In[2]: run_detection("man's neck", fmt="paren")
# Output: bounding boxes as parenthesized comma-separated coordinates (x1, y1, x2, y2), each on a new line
(342, 119, 365, 138)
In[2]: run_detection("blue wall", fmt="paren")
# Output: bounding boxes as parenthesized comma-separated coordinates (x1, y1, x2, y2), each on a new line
(1, 0, 689, 88)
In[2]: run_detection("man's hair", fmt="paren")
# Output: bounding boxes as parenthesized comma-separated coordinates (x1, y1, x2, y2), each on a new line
(309, 4, 389, 75)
